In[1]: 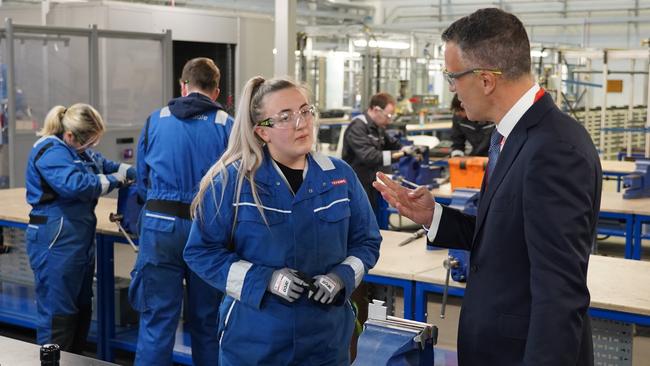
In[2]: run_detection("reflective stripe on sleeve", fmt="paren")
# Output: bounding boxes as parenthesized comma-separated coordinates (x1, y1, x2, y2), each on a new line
(226, 260, 253, 300)
(342, 256, 365, 287)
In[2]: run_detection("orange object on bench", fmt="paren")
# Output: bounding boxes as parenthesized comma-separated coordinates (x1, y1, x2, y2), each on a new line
(448, 157, 488, 190)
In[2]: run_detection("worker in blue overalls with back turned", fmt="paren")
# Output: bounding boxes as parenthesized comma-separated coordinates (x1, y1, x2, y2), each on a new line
(184, 76, 382, 365)
(129, 57, 234, 366)
(25, 103, 135, 353)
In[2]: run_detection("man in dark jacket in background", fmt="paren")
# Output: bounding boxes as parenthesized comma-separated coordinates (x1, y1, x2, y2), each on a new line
(450, 93, 495, 157)
(343, 92, 412, 211)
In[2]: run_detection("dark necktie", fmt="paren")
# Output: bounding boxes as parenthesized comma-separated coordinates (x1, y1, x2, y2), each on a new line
(486, 129, 503, 183)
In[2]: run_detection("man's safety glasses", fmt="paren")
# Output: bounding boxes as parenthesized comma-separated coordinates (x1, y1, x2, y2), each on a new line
(442, 68, 502, 86)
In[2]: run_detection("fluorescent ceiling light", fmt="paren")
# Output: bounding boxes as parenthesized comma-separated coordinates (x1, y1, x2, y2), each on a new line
(531, 50, 548, 57)
(353, 39, 410, 50)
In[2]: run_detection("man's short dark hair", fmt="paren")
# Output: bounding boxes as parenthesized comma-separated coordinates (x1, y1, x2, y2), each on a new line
(442, 8, 531, 80)
(368, 92, 396, 110)
(181, 57, 221, 92)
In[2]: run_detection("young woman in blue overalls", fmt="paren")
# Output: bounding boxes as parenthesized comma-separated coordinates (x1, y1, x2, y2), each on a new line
(184, 77, 382, 365)
(25, 103, 134, 352)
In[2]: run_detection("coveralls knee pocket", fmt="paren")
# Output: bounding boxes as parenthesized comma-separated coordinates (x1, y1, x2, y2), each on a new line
(128, 211, 178, 312)
(26, 218, 63, 310)
(26, 220, 58, 278)
(26, 217, 92, 307)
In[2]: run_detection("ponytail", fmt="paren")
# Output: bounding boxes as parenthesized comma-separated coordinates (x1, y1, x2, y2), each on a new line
(38, 105, 67, 136)
(37, 104, 105, 145)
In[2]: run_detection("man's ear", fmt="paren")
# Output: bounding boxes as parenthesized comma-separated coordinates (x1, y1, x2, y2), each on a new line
(180, 82, 189, 97)
(481, 72, 497, 95)
(211, 88, 221, 102)
(254, 126, 270, 143)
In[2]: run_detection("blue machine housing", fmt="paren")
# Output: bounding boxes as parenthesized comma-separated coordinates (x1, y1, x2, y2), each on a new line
(446, 189, 480, 282)
(623, 160, 650, 199)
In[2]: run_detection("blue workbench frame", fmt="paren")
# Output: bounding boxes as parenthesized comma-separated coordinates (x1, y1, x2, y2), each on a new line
(363, 274, 414, 320)
(633, 214, 650, 260)
(602, 171, 628, 192)
(597, 211, 635, 259)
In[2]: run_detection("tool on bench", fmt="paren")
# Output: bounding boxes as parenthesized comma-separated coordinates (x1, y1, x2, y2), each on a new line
(398, 228, 427, 247)
(108, 182, 142, 253)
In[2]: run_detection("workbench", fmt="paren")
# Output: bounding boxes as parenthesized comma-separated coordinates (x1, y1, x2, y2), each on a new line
(370, 231, 650, 364)
(0, 188, 193, 364)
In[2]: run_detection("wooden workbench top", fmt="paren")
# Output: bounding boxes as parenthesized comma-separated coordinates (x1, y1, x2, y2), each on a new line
(369, 230, 448, 280)
(413, 253, 650, 317)
(0, 188, 120, 236)
(600, 160, 636, 174)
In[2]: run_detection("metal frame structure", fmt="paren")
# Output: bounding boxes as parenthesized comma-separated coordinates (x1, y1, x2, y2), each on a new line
(0, 18, 173, 187)
(560, 48, 650, 159)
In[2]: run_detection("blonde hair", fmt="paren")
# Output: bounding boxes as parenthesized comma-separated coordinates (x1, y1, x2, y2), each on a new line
(39, 103, 105, 145)
(191, 76, 309, 228)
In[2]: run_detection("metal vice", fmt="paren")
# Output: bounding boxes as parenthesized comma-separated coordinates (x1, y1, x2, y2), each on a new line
(353, 300, 438, 366)
(394, 146, 443, 190)
(623, 160, 650, 199)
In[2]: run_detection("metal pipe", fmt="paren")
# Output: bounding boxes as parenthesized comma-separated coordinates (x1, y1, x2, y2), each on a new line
(162, 29, 173, 105)
(627, 59, 635, 157)
(5, 18, 16, 188)
(1, 24, 169, 41)
(89, 24, 99, 106)
(645, 49, 650, 158)
(375, 15, 650, 32)
(600, 51, 608, 155)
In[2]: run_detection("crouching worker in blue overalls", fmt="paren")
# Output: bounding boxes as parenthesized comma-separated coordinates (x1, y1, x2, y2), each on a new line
(25, 103, 135, 352)
(129, 57, 234, 366)
(184, 76, 382, 365)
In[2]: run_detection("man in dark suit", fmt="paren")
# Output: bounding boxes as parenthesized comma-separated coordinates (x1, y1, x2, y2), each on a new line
(374, 8, 601, 366)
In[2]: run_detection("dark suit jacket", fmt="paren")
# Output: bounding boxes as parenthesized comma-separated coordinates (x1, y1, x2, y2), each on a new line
(431, 93, 602, 365)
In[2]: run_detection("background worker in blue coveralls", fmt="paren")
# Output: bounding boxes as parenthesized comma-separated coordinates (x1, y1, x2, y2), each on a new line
(25, 103, 134, 353)
(183, 76, 382, 365)
(449, 93, 495, 157)
(129, 57, 234, 366)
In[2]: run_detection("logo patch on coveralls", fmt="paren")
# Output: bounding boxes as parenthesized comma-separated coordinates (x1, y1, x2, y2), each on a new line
(331, 179, 347, 186)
